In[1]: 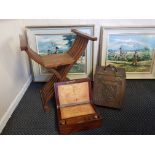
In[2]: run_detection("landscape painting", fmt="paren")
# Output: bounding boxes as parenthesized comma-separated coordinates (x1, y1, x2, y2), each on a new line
(36, 34, 86, 74)
(106, 34, 155, 73)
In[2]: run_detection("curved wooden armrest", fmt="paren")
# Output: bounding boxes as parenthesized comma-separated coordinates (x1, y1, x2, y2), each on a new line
(19, 34, 28, 51)
(71, 29, 97, 41)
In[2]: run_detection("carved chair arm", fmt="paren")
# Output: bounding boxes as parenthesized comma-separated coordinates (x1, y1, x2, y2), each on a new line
(71, 29, 97, 41)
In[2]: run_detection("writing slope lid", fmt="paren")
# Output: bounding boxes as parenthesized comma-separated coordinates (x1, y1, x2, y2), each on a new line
(54, 79, 92, 107)
(54, 79, 96, 119)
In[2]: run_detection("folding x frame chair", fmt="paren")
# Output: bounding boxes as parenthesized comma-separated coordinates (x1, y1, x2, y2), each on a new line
(20, 29, 97, 112)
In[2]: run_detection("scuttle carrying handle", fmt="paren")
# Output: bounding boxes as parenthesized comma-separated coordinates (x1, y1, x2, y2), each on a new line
(104, 64, 118, 72)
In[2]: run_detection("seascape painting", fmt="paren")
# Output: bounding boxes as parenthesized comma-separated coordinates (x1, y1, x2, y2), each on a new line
(36, 34, 86, 74)
(106, 34, 155, 72)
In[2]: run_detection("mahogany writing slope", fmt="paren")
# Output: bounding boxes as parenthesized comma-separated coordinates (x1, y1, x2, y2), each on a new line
(54, 78, 102, 134)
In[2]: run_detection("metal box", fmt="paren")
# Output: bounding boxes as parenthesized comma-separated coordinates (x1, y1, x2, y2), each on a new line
(93, 65, 126, 109)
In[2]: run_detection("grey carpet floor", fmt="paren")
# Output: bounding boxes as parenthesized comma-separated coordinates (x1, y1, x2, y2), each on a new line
(1, 80, 155, 135)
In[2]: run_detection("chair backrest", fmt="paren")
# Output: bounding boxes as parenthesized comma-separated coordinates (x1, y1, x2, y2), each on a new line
(59, 29, 97, 80)
(68, 29, 97, 61)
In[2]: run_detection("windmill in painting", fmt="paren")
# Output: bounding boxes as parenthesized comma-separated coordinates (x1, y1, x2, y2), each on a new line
(106, 34, 155, 72)
(36, 34, 86, 73)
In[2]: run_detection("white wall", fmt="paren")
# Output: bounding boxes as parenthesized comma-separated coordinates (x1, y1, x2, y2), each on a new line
(0, 20, 31, 132)
(1, 19, 155, 133)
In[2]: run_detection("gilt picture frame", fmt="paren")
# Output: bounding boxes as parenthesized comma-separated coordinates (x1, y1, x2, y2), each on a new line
(101, 26, 155, 79)
(26, 25, 94, 81)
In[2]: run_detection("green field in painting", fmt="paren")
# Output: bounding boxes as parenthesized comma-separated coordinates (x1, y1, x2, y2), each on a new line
(107, 60, 152, 72)
(107, 51, 154, 72)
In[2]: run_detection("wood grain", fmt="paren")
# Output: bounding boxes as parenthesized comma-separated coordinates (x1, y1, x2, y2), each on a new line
(58, 82, 90, 106)
(60, 104, 95, 119)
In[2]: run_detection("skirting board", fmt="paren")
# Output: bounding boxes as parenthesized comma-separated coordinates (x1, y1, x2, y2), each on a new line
(0, 75, 32, 134)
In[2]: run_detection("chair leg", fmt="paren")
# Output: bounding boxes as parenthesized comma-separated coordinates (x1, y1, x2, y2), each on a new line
(40, 66, 72, 112)
(40, 89, 53, 112)
(40, 75, 58, 112)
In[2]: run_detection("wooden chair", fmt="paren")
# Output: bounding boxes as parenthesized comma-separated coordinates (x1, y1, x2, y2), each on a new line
(20, 29, 97, 112)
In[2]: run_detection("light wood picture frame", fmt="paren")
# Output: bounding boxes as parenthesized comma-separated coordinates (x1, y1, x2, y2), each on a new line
(101, 26, 155, 79)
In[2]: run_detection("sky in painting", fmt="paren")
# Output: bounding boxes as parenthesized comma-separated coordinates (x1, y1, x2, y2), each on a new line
(36, 34, 75, 53)
(108, 34, 155, 51)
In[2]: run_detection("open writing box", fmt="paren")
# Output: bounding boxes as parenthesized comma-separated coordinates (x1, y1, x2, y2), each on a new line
(54, 79, 102, 134)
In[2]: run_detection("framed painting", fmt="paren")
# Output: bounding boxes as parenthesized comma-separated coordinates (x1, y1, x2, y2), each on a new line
(26, 25, 94, 81)
(101, 26, 155, 79)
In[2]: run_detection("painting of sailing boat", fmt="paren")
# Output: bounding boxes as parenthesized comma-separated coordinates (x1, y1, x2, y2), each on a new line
(106, 34, 155, 72)
(36, 34, 86, 74)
